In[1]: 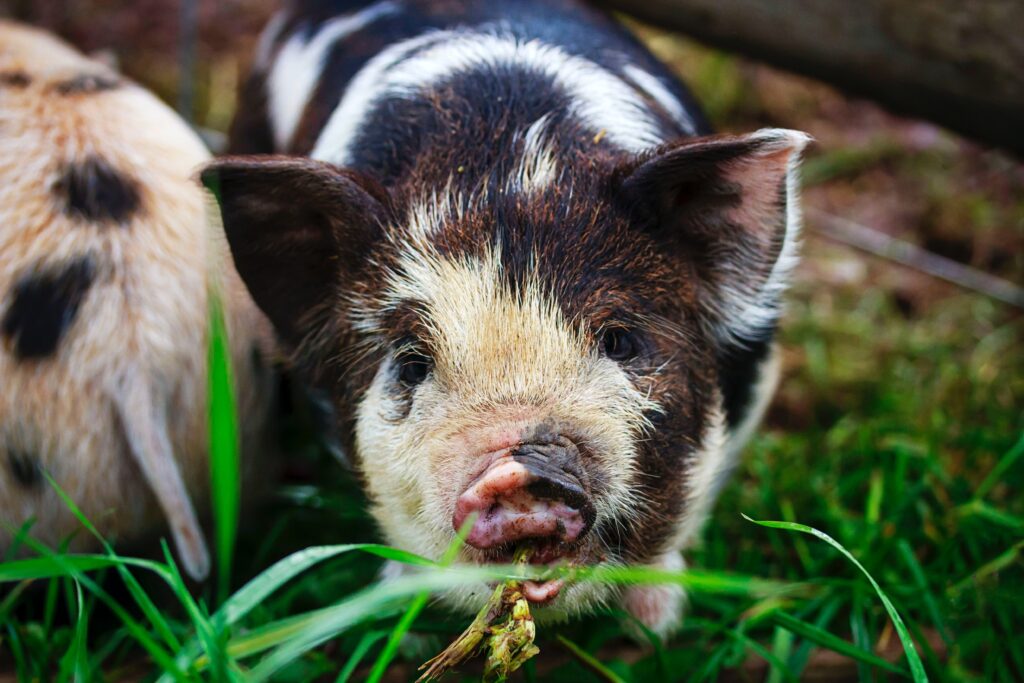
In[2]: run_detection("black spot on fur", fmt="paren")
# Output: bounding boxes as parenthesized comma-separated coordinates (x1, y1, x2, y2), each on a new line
(2, 259, 96, 359)
(55, 156, 141, 224)
(52, 72, 121, 95)
(8, 450, 41, 488)
(0, 71, 31, 87)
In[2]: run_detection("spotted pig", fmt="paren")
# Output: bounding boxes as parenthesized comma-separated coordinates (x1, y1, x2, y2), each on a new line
(0, 21, 274, 579)
(206, 0, 809, 633)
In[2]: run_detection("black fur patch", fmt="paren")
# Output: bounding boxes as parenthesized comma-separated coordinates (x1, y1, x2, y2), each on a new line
(55, 156, 141, 224)
(52, 73, 121, 95)
(718, 330, 774, 429)
(0, 71, 31, 87)
(7, 450, 41, 488)
(2, 258, 96, 359)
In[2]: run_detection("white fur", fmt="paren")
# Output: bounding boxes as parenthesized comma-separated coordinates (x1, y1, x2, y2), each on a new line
(622, 550, 687, 637)
(621, 64, 696, 134)
(508, 115, 559, 194)
(724, 344, 781, 463)
(671, 400, 730, 552)
(267, 1, 399, 149)
(313, 31, 668, 164)
(254, 10, 289, 68)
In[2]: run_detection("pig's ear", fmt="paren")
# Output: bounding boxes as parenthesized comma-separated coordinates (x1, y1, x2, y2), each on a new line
(619, 128, 810, 342)
(201, 156, 389, 347)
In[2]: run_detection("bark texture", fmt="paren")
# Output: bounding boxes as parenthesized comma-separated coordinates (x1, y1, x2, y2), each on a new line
(599, 0, 1024, 154)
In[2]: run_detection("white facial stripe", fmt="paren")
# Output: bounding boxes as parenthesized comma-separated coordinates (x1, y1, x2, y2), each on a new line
(621, 64, 696, 135)
(670, 399, 730, 551)
(313, 31, 669, 164)
(509, 114, 559, 194)
(267, 1, 399, 150)
(254, 10, 289, 68)
(403, 182, 466, 242)
(724, 344, 780, 464)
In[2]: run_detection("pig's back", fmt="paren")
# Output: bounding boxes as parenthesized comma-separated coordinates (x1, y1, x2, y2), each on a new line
(234, 0, 709, 182)
(0, 21, 273, 563)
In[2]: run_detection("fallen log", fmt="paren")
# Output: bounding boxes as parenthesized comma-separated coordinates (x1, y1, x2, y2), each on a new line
(597, 0, 1024, 155)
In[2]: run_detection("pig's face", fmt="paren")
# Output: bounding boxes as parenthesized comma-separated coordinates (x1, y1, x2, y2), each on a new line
(204, 127, 807, 621)
(349, 225, 687, 612)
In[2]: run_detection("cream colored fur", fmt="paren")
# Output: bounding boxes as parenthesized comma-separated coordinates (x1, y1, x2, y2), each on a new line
(0, 21, 274, 578)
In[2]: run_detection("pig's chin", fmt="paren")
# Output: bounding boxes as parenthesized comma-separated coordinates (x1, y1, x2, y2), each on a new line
(466, 537, 598, 605)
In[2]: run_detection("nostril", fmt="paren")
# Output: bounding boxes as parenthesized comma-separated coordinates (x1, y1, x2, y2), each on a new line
(526, 476, 595, 527)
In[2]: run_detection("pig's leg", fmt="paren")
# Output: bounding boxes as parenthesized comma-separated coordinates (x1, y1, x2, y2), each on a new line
(115, 371, 209, 580)
(622, 550, 686, 638)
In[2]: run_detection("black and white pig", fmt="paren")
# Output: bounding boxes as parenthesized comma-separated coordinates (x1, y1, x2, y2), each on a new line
(0, 21, 275, 580)
(205, 0, 808, 634)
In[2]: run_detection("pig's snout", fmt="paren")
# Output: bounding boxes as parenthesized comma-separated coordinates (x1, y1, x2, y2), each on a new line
(453, 440, 596, 554)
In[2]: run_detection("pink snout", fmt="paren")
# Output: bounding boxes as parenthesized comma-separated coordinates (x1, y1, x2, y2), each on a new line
(453, 441, 596, 554)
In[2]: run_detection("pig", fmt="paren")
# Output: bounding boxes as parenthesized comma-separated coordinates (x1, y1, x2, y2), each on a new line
(0, 21, 275, 580)
(205, 0, 808, 634)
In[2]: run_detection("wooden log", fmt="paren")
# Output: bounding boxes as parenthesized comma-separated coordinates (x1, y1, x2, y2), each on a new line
(597, 0, 1024, 155)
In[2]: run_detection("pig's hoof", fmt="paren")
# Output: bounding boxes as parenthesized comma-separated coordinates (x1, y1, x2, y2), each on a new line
(621, 551, 687, 639)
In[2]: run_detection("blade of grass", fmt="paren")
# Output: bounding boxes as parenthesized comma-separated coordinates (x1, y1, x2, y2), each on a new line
(615, 609, 670, 680)
(161, 541, 234, 683)
(208, 292, 241, 604)
(246, 566, 527, 681)
(163, 543, 438, 682)
(955, 500, 1024, 530)
(557, 634, 628, 683)
(974, 432, 1024, 500)
(0, 553, 170, 581)
(686, 616, 798, 683)
(0, 579, 31, 624)
(41, 473, 183, 652)
(218, 544, 433, 627)
(766, 627, 794, 683)
(5, 621, 29, 682)
(43, 570, 60, 640)
(56, 580, 90, 683)
(850, 598, 874, 683)
(895, 540, 949, 643)
(9, 531, 189, 681)
(766, 594, 840, 677)
(770, 611, 904, 675)
(336, 630, 390, 683)
(947, 540, 1024, 596)
(571, 564, 813, 599)
(3, 518, 37, 560)
(744, 516, 928, 682)
(364, 518, 472, 683)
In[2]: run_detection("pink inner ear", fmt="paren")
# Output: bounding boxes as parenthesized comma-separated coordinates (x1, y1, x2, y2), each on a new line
(720, 147, 794, 241)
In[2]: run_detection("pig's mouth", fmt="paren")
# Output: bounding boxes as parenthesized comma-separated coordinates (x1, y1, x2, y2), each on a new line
(469, 537, 594, 605)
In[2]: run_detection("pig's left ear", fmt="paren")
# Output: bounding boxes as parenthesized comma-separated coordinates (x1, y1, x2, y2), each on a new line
(618, 128, 811, 342)
(201, 156, 390, 349)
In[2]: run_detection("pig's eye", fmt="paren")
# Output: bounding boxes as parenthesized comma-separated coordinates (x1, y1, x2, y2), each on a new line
(396, 348, 432, 387)
(601, 327, 640, 362)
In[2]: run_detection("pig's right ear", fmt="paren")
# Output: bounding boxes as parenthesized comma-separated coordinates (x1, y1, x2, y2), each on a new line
(617, 128, 810, 343)
(201, 156, 389, 347)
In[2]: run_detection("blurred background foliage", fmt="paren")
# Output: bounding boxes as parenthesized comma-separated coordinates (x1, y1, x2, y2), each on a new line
(0, 1, 1021, 681)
